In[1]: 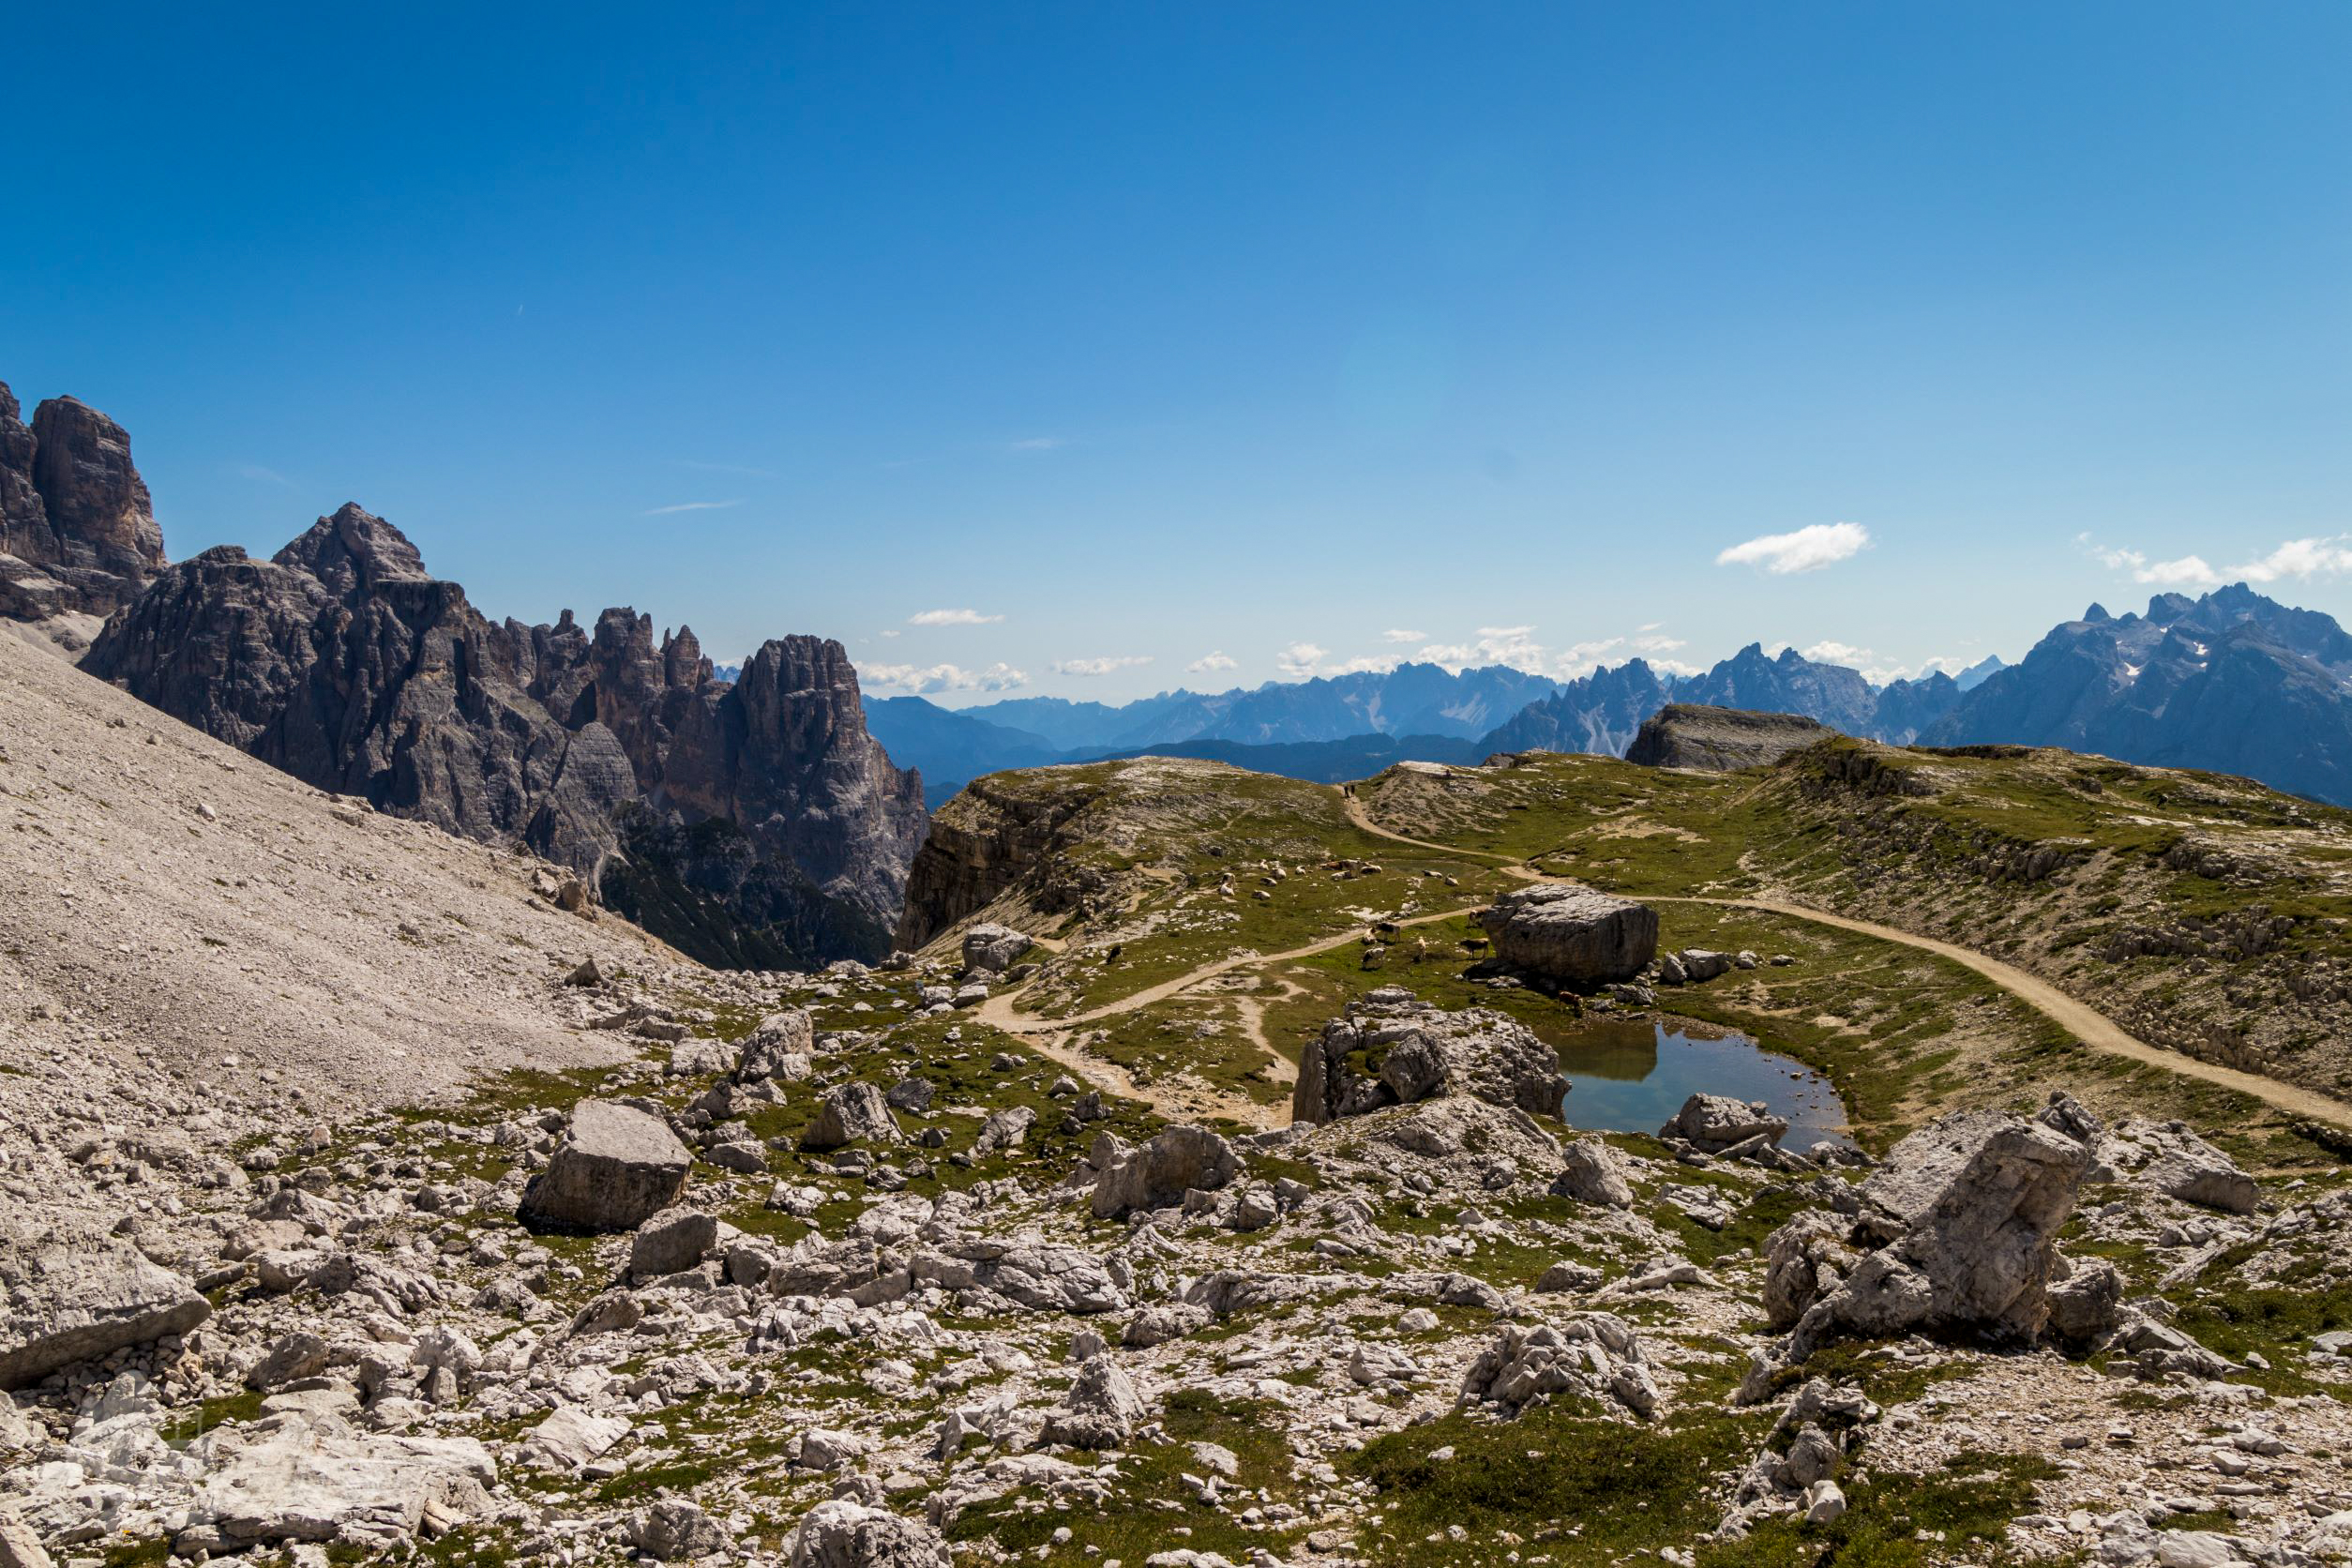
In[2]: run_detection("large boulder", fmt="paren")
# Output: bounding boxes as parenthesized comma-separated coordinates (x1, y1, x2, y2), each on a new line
(736, 1009, 816, 1082)
(802, 1082, 901, 1151)
(1091, 1126, 1238, 1218)
(961, 923, 1033, 973)
(784, 1500, 952, 1568)
(1475, 883, 1657, 985)
(1292, 988, 1564, 1124)
(1660, 1093, 1790, 1153)
(1037, 1356, 1147, 1450)
(519, 1100, 691, 1232)
(1776, 1107, 2093, 1357)
(0, 1244, 210, 1390)
(1551, 1137, 1636, 1208)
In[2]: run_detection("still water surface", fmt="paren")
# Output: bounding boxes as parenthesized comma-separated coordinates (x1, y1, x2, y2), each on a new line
(1555, 1018, 1852, 1148)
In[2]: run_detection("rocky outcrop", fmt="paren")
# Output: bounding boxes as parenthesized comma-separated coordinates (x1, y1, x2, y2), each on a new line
(1770, 1106, 2093, 1357)
(1291, 988, 1564, 1124)
(82, 505, 921, 966)
(895, 773, 1108, 950)
(1625, 703, 1837, 772)
(1090, 1126, 1238, 1218)
(1475, 882, 1658, 985)
(1459, 1316, 1660, 1420)
(783, 1500, 951, 1568)
(0, 383, 165, 634)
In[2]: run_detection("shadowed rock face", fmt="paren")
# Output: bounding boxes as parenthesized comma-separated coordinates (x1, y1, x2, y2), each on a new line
(1625, 703, 1838, 772)
(83, 504, 923, 965)
(0, 382, 166, 627)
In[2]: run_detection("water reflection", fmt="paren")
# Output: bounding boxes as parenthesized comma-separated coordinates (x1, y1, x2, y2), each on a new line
(1556, 1018, 1852, 1149)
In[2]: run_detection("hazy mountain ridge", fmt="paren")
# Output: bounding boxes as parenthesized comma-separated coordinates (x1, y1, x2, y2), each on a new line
(878, 589, 2352, 811)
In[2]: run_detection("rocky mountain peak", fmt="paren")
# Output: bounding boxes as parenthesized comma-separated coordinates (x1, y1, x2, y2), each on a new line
(271, 503, 430, 596)
(0, 381, 165, 633)
(663, 625, 711, 689)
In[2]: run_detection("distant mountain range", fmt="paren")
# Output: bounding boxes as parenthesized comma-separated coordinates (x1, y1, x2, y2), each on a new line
(1922, 584, 2352, 806)
(869, 584, 2352, 812)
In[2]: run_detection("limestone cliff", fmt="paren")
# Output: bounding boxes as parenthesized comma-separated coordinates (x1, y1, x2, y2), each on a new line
(83, 503, 923, 966)
(0, 382, 165, 637)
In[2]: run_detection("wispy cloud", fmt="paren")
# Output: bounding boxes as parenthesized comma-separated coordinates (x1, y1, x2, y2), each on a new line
(672, 460, 776, 477)
(1187, 651, 1239, 674)
(861, 661, 1029, 695)
(1005, 436, 1066, 452)
(641, 499, 743, 516)
(1052, 655, 1153, 677)
(1716, 520, 1871, 575)
(233, 462, 297, 488)
(909, 608, 1004, 626)
(1381, 628, 1428, 644)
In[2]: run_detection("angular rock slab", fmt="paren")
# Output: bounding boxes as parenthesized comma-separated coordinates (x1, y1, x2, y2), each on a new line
(200, 1427, 495, 1546)
(0, 1244, 210, 1390)
(1476, 882, 1658, 985)
(519, 1099, 690, 1232)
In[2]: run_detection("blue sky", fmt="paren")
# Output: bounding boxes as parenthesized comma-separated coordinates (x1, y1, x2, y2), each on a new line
(8, 3, 2349, 703)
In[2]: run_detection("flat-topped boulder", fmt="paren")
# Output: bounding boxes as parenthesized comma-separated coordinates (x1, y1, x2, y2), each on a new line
(1475, 883, 1657, 985)
(520, 1100, 691, 1232)
(0, 1243, 210, 1389)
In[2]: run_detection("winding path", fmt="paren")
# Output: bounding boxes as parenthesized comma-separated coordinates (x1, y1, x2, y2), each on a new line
(946, 783, 2352, 1128)
(1334, 787, 2352, 1126)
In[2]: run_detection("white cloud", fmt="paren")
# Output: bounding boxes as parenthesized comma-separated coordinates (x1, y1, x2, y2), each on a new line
(861, 661, 1029, 695)
(234, 462, 295, 487)
(1650, 657, 1706, 678)
(2080, 531, 2352, 590)
(1715, 520, 1871, 575)
(641, 499, 743, 516)
(1417, 626, 1545, 672)
(1801, 640, 1872, 667)
(1630, 632, 1686, 655)
(1327, 655, 1401, 675)
(908, 608, 1004, 626)
(2229, 536, 2352, 583)
(1187, 651, 1239, 674)
(1276, 642, 1329, 679)
(1382, 628, 1428, 643)
(1053, 655, 1153, 677)
(1006, 436, 1065, 451)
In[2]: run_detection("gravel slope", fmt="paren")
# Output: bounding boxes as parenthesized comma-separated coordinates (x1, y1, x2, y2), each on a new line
(0, 632, 685, 1244)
